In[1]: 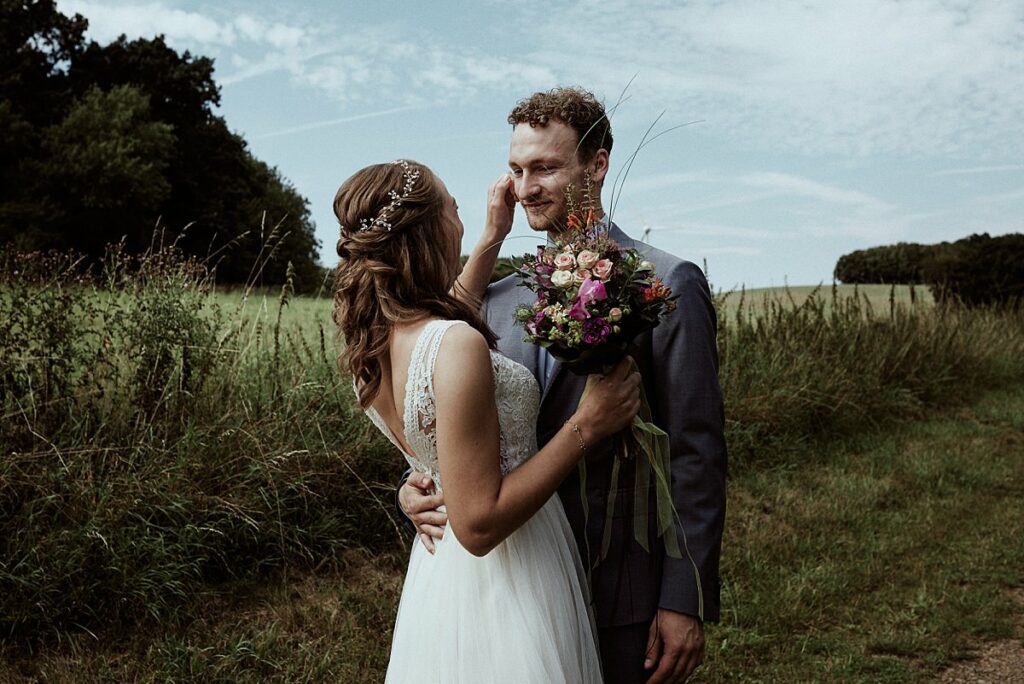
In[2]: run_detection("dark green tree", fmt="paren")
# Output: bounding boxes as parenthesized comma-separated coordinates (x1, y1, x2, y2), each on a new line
(0, 1, 322, 290)
(27, 84, 175, 256)
(0, 0, 87, 239)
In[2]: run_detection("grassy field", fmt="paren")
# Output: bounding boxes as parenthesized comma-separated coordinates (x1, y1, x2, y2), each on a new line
(4, 385, 1020, 683)
(717, 283, 934, 313)
(222, 283, 934, 345)
(2, 249, 1022, 681)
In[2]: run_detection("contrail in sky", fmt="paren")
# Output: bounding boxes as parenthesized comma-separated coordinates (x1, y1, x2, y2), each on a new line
(255, 105, 423, 139)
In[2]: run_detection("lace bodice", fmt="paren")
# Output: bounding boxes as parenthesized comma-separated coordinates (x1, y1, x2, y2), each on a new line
(364, 320, 541, 493)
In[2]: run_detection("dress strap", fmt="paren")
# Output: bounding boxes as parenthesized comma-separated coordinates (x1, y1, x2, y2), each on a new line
(403, 320, 468, 452)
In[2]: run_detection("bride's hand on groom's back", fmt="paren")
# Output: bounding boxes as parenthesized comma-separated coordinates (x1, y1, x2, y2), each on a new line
(572, 356, 642, 445)
(399, 472, 447, 554)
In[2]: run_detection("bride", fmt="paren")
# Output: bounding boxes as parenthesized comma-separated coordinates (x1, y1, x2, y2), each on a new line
(332, 159, 641, 683)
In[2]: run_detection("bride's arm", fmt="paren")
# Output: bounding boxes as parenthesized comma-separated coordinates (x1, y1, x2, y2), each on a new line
(431, 326, 640, 557)
(451, 174, 515, 308)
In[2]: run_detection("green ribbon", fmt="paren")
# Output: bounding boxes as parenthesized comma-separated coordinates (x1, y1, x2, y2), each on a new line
(577, 358, 705, 620)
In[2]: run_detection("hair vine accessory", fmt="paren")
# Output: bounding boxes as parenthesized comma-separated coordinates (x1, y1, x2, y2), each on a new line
(357, 159, 421, 232)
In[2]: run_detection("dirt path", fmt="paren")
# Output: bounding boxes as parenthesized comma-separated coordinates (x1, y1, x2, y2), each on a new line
(935, 589, 1024, 683)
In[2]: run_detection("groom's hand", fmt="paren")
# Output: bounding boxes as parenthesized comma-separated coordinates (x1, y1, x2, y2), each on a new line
(398, 473, 447, 554)
(644, 608, 705, 683)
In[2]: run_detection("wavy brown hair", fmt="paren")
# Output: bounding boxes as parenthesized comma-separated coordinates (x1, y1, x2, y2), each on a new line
(333, 160, 497, 409)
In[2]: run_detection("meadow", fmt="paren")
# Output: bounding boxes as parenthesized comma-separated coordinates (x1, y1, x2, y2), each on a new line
(1, 249, 1022, 682)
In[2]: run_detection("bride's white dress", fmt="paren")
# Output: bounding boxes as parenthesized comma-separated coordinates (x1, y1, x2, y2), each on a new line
(364, 319, 602, 683)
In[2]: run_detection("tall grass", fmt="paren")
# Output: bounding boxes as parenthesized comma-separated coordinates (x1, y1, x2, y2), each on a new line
(718, 284, 1024, 466)
(0, 248, 403, 641)
(1, 247, 1023, 647)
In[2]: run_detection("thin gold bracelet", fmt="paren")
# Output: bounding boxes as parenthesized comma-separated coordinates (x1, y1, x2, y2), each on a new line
(564, 420, 587, 453)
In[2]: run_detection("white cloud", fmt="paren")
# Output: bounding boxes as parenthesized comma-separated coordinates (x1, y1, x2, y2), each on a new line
(61, 0, 237, 45)
(59, 1, 310, 51)
(738, 173, 894, 213)
(234, 15, 304, 48)
(523, 0, 1024, 158)
(59, 0, 1024, 159)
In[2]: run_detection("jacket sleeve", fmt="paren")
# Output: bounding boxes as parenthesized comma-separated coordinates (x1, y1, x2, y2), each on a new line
(653, 261, 728, 622)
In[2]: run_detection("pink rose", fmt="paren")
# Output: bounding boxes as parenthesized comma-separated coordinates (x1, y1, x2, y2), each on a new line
(577, 250, 599, 270)
(592, 258, 613, 280)
(575, 268, 592, 282)
(608, 307, 623, 322)
(554, 252, 576, 270)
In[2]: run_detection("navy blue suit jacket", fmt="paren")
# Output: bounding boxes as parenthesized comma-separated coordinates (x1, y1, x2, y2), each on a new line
(481, 223, 727, 627)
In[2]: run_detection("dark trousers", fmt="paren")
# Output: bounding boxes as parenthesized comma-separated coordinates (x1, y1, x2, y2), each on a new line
(598, 621, 651, 684)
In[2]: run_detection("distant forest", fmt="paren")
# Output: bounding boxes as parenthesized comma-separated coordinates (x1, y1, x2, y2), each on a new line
(1, 0, 323, 291)
(834, 233, 1024, 307)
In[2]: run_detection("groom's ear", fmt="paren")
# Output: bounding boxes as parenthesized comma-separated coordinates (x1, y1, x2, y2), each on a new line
(590, 149, 610, 186)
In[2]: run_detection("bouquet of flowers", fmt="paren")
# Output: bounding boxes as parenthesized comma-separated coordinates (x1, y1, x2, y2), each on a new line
(512, 191, 692, 580)
(513, 209, 676, 376)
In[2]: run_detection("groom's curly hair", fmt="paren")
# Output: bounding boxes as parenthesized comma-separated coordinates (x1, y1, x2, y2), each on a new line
(508, 87, 614, 162)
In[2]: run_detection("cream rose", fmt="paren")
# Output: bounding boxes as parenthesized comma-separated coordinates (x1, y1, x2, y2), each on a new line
(576, 250, 599, 270)
(608, 307, 623, 322)
(554, 252, 576, 270)
(551, 270, 574, 288)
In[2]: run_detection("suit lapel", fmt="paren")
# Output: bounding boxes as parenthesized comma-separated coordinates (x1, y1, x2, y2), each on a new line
(540, 355, 564, 405)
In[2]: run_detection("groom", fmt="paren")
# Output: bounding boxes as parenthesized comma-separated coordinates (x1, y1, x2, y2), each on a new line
(399, 86, 727, 683)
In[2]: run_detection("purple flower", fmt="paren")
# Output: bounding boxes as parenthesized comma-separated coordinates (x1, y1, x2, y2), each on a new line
(582, 317, 612, 344)
(578, 278, 608, 305)
(569, 298, 589, 321)
(568, 277, 609, 321)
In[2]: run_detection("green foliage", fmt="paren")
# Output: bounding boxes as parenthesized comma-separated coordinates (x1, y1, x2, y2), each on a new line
(923, 232, 1024, 308)
(835, 233, 1024, 309)
(38, 85, 174, 213)
(491, 257, 518, 282)
(833, 241, 935, 284)
(717, 284, 1024, 465)
(700, 386, 1024, 682)
(0, 1, 322, 291)
(5, 352, 1024, 683)
(2, 242, 1024, 668)
(457, 256, 516, 283)
(0, 247, 402, 639)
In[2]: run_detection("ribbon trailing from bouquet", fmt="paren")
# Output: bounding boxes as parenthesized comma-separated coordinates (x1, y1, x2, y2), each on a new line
(576, 358, 704, 621)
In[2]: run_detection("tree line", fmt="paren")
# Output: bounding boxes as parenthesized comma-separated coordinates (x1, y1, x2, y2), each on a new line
(1, 0, 324, 291)
(834, 233, 1024, 307)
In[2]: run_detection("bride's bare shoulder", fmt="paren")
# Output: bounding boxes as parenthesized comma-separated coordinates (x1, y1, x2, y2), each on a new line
(437, 322, 489, 361)
(433, 323, 494, 395)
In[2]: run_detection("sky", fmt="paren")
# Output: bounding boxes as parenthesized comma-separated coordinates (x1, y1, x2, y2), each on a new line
(58, 0, 1024, 290)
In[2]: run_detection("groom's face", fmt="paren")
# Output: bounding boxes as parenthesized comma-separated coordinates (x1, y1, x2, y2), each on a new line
(508, 120, 590, 235)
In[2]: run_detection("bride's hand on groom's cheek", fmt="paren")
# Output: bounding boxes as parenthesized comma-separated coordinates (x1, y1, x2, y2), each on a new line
(399, 473, 447, 554)
(485, 173, 516, 238)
